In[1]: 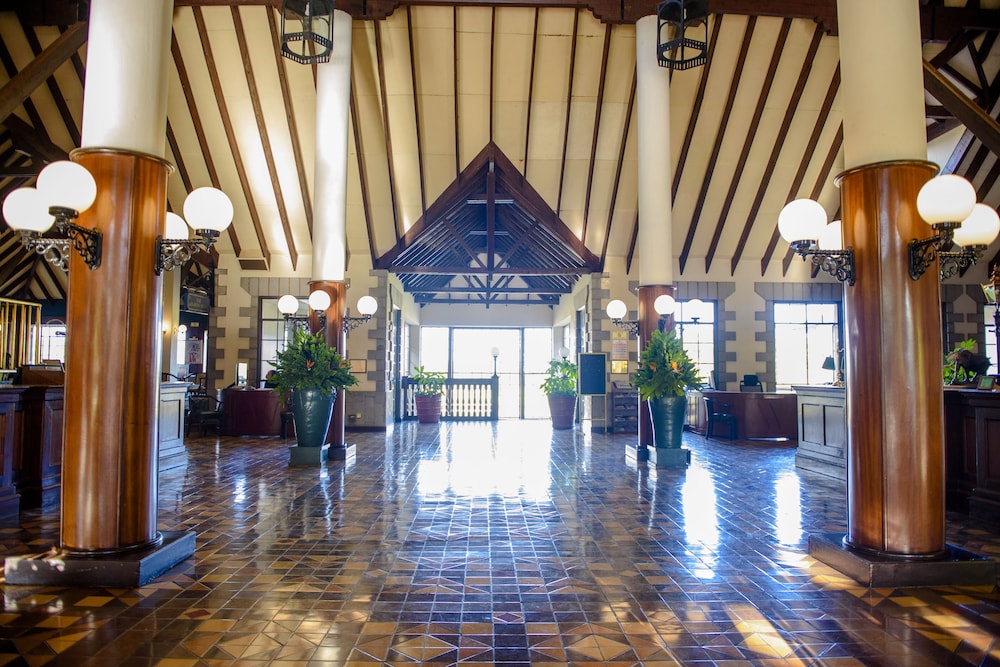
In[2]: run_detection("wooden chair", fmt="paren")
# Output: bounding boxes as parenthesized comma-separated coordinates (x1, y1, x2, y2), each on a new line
(186, 392, 224, 437)
(704, 395, 737, 440)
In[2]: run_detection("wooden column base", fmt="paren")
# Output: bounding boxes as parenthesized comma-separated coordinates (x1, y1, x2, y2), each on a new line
(4, 531, 195, 587)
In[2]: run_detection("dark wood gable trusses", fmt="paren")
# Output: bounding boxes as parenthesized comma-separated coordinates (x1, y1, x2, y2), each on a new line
(376, 142, 601, 307)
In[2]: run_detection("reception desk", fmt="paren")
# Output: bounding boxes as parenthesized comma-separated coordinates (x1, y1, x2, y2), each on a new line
(222, 387, 283, 436)
(691, 390, 798, 440)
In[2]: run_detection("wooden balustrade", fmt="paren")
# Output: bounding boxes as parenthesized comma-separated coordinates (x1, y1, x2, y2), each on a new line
(401, 377, 499, 421)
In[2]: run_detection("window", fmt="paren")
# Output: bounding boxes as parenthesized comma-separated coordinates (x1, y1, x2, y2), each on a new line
(986, 307, 999, 375)
(259, 297, 304, 382)
(38, 321, 66, 363)
(676, 300, 715, 385)
(418, 326, 553, 419)
(774, 302, 840, 387)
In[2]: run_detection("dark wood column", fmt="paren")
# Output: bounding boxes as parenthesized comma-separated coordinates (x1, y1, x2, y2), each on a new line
(636, 284, 674, 450)
(61, 148, 172, 554)
(839, 159, 945, 557)
(310, 280, 347, 451)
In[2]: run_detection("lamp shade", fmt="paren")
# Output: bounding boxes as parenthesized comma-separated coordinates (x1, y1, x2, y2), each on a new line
(817, 220, 844, 251)
(606, 299, 627, 319)
(916, 174, 976, 226)
(953, 204, 1000, 248)
(277, 294, 300, 315)
(165, 212, 191, 240)
(3, 187, 55, 232)
(685, 298, 705, 319)
(183, 187, 234, 233)
(308, 290, 331, 312)
(654, 294, 676, 315)
(356, 295, 378, 316)
(491, 347, 500, 357)
(778, 199, 827, 243)
(37, 161, 97, 213)
(558, 346, 570, 359)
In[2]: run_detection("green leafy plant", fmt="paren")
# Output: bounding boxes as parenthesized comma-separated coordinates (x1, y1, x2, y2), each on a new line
(633, 329, 701, 400)
(540, 359, 578, 397)
(269, 328, 357, 398)
(412, 365, 447, 396)
(944, 338, 991, 385)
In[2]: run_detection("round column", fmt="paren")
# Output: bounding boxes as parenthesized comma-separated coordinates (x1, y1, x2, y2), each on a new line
(310, 280, 347, 450)
(637, 285, 674, 449)
(836, 0, 944, 557)
(312, 10, 352, 282)
(62, 149, 173, 553)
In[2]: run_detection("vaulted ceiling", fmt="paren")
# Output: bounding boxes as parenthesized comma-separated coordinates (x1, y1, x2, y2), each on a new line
(0, 0, 998, 305)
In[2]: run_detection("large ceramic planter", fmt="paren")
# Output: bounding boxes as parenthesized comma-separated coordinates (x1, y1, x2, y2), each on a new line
(290, 388, 336, 447)
(548, 395, 577, 430)
(648, 395, 686, 449)
(415, 394, 443, 423)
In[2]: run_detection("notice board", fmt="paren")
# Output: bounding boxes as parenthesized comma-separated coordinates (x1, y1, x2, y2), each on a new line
(578, 352, 607, 396)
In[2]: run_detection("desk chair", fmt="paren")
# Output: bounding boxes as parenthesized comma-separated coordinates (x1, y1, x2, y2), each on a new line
(186, 392, 224, 437)
(704, 395, 737, 440)
(740, 374, 764, 392)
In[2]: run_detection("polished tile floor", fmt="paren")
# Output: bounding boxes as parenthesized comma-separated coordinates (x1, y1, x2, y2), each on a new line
(2, 422, 1000, 666)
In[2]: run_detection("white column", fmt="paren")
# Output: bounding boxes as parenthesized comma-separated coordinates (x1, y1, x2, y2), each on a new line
(312, 10, 353, 282)
(837, 0, 927, 167)
(80, 0, 173, 156)
(635, 15, 673, 287)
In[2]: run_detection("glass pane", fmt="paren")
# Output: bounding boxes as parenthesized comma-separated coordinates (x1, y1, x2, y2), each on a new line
(986, 306, 999, 375)
(773, 303, 805, 323)
(261, 298, 280, 319)
(524, 328, 553, 373)
(807, 302, 838, 323)
(419, 327, 449, 373)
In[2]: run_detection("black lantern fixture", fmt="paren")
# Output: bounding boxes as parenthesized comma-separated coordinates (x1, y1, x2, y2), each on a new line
(656, 0, 709, 70)
(280, 0, 334, 65)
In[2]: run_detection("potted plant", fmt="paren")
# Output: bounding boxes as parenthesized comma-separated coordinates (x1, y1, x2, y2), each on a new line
(269, 328, 357, 447)
(541, 358, 578, 429)
(633, 329, 701, 466)
(412, 365, 447, 423)
(944, 338, 991, 386)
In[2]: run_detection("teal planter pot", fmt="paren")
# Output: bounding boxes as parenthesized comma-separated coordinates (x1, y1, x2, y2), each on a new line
(648, 395, 686, 449)
(290, 388, 336, 447)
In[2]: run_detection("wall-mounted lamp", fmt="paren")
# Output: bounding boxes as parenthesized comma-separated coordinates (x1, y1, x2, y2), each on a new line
(656, 0, 709, 70)
(778, 199, 856, 285)
(779, 175, 999, 284)
(156, 187, 234, 275)
(343, 295, 378, 332)
(280, 0, 334, 64)
(278, 291, 377, 334)
(606, 299, 639, 335)
(3, 160, 102, 270)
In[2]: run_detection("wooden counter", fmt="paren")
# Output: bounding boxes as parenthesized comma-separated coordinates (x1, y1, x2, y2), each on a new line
(691, 390, 798, 441)
(793, 385, 846, 480)
(943, 388, 1000, 520)
(222, 387, 283, 437)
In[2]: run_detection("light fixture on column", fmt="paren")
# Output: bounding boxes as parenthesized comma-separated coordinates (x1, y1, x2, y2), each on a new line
(343, 295, 378, 332)
(3, 160, 102, 270)
(654, 294, 676, 331)
(156, 187, 234, 275)
(909, 174, 989, 280)
(308, 289, 331, 330)
(606, 299, 639, 336)
(280, 0, 334, 64)
(933, 204, 1000, 280)
(277, 293, 308, 331)
(656, 0, 709, 70)
(778, 199, 856, 285)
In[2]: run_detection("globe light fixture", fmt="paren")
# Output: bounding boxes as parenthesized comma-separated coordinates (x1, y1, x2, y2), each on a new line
(156, 187, 234, 275)
(606, 298, 639, 335)
(909, 174, 983, 280)
(3, 160, 102, 270)
(778, 199, 855, 285)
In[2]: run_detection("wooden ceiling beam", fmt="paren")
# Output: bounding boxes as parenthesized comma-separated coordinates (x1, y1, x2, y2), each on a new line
(393, 266, 591, 275)
(0, 21, 85, 124)
(923, 59, 1000, 159)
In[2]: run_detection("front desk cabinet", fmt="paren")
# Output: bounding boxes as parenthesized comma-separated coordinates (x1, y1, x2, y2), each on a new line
(943, 389, 1000, 520)
(0, 388, 25, 516)
(223, 388, 283, 437)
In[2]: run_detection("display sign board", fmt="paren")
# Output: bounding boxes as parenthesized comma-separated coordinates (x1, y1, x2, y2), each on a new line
(578, 352, 607, 396)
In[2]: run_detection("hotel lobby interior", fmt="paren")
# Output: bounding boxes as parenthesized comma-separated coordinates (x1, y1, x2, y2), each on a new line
(1, 0, 1000, 664)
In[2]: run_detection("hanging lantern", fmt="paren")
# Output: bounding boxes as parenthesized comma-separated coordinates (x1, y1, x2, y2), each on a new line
(280, 0, 334, 65)
(656, 0, 709, 70)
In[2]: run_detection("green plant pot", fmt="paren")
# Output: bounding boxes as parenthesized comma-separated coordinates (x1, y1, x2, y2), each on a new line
(290, 388, 336, 447)
(648, 395, 686, 449)
(548, 395, 577, 430)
